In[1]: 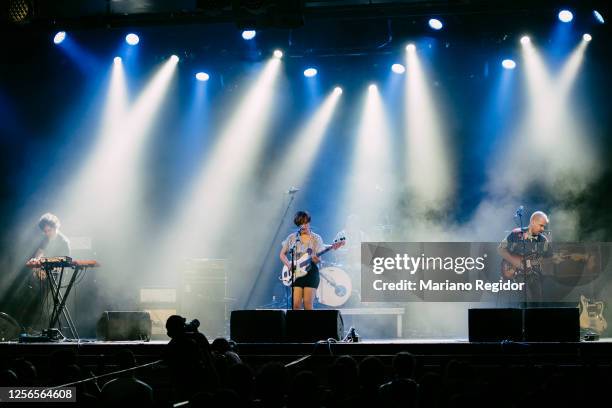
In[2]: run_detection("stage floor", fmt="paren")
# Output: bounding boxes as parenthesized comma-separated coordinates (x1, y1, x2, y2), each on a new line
(3, 337, 612, 362)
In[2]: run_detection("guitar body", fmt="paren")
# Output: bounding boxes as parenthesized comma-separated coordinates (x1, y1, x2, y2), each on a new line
(281, 251, 313, 286)
(501, 259, 534, 279)
(579, 295, 607, 334)
(280, 236, 346, 287)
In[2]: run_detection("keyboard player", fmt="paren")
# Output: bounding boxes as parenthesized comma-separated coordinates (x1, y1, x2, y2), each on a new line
(31, 213, 71, 280)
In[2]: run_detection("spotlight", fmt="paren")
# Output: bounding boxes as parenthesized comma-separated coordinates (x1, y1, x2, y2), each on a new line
(502, 59, 516, 70)
(113, 56, 122, 64)
(195, 72, 210, 81)
(53, 31, 66, 44)
(583, 33, 592, 42)
(8, 0, 32, 23)
(391, 63, 406, 74)
(125, 33, 139, 46)
(170, 55, 179, 63)
(593, 10, 605, 24)
(558, 9, 573, 23)
(520, 35, 530, 45)
(406, 43, 416, 52)
(303, 68, 317, 77)
(273, 49, 283, 59)
(368, 84, 377, 92)
(333, 86, 343, 95)
(242, 30, 256, 40)
(428, 18, 443, 30)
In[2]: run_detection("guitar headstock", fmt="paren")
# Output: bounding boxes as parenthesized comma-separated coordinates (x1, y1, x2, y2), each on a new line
(332, 234, 346, 249)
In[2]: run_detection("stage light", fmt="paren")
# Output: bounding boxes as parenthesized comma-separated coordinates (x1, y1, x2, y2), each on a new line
(502, 59, 516, 70)
(334, 86, 343, 95)
(113, 56, 122, 64)
(304, 68, 317, 77)
(406, 43, 416, 52)
(520, 36, 531, 45)
(53, 31, 66, 44)
(125, 33, 139, 46)
(267, 87, 342, 216)
(242, 30, 256, 40)
(273, 49, 283, 59)
(369, 84, 377, 92)
(583, 33, 592, 42)
(340, 81, 394, 233)
(405, 44, 453, 210)
(428, 18, 443, 30)
(558, 10, 573, 23)
(195, 72, 210, 81)
(170, 55, 179, 63)
(593, 10, 605, 24)
(391, 63, 406, 74)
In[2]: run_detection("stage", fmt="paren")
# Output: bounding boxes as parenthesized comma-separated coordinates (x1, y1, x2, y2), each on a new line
(3, 338, 612, 369)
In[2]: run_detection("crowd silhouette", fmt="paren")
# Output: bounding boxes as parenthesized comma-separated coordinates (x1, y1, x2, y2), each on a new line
(1, 315, 610, 407)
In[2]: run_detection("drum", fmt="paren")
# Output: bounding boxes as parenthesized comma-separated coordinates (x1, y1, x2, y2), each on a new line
(317, 266, 352, 307)
(0, 312, 21, 341)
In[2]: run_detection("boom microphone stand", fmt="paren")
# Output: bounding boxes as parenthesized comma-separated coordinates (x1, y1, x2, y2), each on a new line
(244, 188, 297, 309)
(516, 206, 529, 340)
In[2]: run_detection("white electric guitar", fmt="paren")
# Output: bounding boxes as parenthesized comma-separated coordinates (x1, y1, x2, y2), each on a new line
(280, 235, 346, 286)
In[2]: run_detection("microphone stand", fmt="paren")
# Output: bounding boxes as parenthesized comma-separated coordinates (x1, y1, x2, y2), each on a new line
(517, 211, 528, 340)
(290, 236, 299, 310)
(244, 192, 296, 309)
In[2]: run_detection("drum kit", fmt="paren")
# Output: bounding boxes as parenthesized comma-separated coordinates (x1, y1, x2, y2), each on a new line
(316, 243, 362, 308)
(315, 222, 393, 307)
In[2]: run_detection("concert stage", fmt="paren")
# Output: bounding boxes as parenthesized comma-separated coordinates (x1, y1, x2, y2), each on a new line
(3, 338, 612, 369)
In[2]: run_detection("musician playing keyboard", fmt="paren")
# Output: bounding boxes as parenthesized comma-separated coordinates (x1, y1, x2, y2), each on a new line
(31, 213, 71, 280)
(279, 211, 325, 310)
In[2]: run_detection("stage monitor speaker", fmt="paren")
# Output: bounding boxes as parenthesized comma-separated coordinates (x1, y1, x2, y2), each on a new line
(230, 310, 286, 343)
(286, 310, 344, 342)
(524, 307, 580, 342)
(96, 311, 152, 341)
(468, 308, 522, 342)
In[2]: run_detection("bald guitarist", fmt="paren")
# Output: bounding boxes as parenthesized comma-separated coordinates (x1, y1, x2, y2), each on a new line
(498, 210, 552, 302)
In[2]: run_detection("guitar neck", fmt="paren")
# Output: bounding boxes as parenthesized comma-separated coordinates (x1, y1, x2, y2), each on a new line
(316, 246, 334, 258)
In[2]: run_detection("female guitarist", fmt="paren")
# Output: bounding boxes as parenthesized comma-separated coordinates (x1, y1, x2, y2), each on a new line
(279, 211, 343, 310)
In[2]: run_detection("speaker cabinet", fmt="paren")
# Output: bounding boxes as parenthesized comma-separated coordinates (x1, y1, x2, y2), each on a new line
(96, 311, 152, 341)
(524, 307, 580, 342)
(286, 310, 344, 342)
(230, 310, 286, 343)
(468, 308, 522, 342)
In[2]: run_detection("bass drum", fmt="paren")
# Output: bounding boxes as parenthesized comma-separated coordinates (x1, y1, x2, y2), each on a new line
(317, 266, 352, 308)
(0, 312, 22, 341)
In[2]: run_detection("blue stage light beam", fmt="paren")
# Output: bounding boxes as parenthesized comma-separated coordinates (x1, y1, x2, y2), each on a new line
(53, 31, 66, 44)
(125, 33, 139, 45)
(558, 10, 573, 23)
(429, 18, 443, 30)
(242, 30, 256, 40)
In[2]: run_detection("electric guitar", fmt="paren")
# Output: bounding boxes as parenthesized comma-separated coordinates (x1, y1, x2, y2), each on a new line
(501, 251, 591, 279)
(280, 236, 346, 286)
(579, 295, 607, 334)
(501, 255, 541, 279)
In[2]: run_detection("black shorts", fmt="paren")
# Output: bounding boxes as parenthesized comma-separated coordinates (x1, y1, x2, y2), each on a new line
(293, 264, 320, 289)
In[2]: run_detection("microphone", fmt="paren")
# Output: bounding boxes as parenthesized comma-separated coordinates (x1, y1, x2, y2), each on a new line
(287, 186, 300, 194)
(515, 205, 524, 217)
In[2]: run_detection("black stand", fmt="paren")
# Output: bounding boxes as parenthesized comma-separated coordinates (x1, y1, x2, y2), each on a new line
(245, 192, 297, 309)
(517, 212, 529, 340)
(43, 264, 83, 340)
(289, 244, 297, 310)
